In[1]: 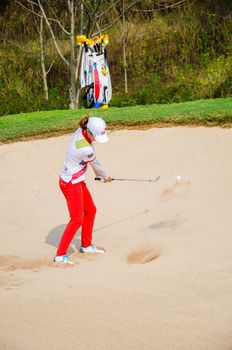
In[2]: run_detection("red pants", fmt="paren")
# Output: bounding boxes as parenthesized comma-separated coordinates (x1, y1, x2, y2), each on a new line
(57, 179, 97, 256)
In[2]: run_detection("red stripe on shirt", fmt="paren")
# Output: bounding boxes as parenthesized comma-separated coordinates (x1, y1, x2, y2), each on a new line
(84, 156, 96, 164)
(71, 164, 88, 181)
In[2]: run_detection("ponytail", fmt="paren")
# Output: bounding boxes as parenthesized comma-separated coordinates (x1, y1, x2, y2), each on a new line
(79, 115, 89, 130)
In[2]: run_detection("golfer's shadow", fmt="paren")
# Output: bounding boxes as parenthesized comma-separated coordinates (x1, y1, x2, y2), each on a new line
(45, 225, 81, 254)
(46, 210, 150, 253)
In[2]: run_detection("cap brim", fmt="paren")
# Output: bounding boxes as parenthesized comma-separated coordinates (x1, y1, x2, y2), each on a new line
(95, 133, 109, 143)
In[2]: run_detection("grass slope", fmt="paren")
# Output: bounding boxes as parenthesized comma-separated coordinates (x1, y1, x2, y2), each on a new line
(0, 97, 232, 143)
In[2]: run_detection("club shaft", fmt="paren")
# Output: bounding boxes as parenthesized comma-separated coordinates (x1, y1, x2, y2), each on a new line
(95, 177, 159, 183)
(113, 178, 154, 182)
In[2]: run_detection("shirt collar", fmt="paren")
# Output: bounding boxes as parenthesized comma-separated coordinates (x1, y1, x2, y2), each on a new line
(82, 129, 92, 144)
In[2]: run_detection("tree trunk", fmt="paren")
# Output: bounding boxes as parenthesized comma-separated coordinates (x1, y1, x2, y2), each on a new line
(75, 1, 84, 108)
(75, 47, 83, 108)
(69, 0, 76, 109)
(69, 69, 76, 109)
(39, 17, 49, 101)
(122, 0, 128, 94)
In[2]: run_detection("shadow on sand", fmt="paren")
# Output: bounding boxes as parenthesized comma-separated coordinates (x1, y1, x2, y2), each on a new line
(46, 210, 150, 252)
(149, 220, 178, 230)
(45, 225, 81, 254)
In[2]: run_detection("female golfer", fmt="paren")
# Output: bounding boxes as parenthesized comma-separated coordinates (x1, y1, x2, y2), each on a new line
(54, 116, 111, 264)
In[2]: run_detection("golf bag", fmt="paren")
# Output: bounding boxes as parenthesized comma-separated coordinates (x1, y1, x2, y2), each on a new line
(77, 34, 112, 109)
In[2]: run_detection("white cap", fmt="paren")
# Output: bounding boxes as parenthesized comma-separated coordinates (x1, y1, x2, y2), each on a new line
(87, 117, 109, 143)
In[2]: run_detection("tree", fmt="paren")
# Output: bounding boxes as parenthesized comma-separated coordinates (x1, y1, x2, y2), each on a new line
(1, 1, 53, 102)
(16, 0, 83, 108)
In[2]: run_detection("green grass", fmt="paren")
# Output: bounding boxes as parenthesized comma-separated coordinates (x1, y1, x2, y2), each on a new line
(1, 97, 232, 143)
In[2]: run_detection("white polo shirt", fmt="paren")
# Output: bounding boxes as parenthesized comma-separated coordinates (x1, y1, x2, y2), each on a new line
(60, 128, 109, 184)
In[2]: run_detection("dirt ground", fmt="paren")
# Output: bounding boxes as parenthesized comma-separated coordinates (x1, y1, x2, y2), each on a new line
(0, 127, 232, 350)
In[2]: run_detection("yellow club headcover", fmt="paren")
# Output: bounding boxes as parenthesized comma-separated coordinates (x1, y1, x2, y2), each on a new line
(76, 35, 87, 45)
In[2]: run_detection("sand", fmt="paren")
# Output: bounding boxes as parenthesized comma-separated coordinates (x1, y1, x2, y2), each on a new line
(0, 127, 232, 350)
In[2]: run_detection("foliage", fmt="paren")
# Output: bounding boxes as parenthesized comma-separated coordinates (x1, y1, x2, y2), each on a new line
(0, 1, 231, 115)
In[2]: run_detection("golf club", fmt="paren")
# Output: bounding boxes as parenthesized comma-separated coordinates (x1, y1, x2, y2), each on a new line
(95, 176, 160, 183)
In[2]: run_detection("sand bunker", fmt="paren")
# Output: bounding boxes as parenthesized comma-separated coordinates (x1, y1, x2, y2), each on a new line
(0, 127, 232, 350)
